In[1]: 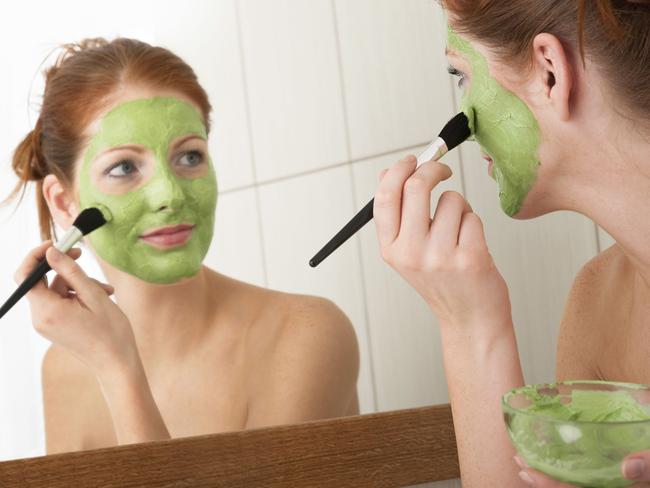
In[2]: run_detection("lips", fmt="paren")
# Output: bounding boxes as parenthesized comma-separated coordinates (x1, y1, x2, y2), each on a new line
(140, 224, 195, 248)
(481, 152, 494, 176)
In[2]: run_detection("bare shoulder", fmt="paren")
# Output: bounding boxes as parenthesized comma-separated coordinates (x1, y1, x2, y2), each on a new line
(247, 292, 360, 425)
(271, 293, 359, 370)
(42, 345, 114, 453)
(557, 244, 630, 380)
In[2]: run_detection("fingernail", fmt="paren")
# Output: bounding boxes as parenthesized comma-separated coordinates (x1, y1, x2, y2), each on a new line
(622, 458, 646, 480)
(518, 471, 535, 487)
(513, 455, 525, 469)
(48, 247, 62, 262)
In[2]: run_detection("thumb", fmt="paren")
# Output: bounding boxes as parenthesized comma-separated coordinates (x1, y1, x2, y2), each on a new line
(623, 452, 650, 481)
(519, 469, 576, 487)
(45, 247, 99, 303)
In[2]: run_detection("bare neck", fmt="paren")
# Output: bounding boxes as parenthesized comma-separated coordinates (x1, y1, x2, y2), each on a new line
(556, 122, 650, 286)
(101, 264, 219, 367)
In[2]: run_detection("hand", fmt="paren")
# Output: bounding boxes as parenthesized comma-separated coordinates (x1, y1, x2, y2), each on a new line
(515, 454, 650, 487)
(373, 155, 511, 329)
(16, 241, 139, 377)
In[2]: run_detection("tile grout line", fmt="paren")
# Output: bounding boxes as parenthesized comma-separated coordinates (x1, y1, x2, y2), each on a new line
(331, 0, 379, 413)
(233, 0, 269, 288)
(218, 141, 433, 196)
(440, 8, 468, 199)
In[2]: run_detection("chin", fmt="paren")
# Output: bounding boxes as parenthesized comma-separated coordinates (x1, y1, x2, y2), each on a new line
(508, 187, 559, 220)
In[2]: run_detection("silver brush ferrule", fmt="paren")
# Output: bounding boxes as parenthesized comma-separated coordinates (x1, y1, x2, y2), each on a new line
(54, 227, 83, 254)
(416, 137, 448, 167)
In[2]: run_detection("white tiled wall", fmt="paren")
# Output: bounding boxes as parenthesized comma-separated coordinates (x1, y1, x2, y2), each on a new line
(1, 3, 604, 486)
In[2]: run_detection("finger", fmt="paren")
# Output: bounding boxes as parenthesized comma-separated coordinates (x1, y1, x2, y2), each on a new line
(378, 168, 389, 182)
(430, 191, 472, 250)
(15, 240, 52, 284)
(373, 156, 418, 247)
(50, 274, 73, 298)
(45, 247, 100, 304)
(519, 469, 576, 487)
(458, 212, 488, 251)
(66, 247, 82, 261)
(399, 161, 453, 242)
(14, 241, 54, 302)
(89, 278, 115, 296)
(623, 453, 650, 481)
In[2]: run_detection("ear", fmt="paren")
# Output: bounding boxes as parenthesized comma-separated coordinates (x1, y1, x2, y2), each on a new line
(531, 33, 573, 121)
(42, 174, 79, 231)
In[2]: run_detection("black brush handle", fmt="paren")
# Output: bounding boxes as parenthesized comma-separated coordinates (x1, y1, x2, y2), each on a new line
(309, 198, 374, 268)
(0, 259, 51, 320)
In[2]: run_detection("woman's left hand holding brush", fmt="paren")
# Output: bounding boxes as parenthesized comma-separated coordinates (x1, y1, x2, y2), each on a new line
(15, 241, 171, 444)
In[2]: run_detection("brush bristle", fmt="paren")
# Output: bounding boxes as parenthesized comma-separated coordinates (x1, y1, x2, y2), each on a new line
(438, 112, 472, 151)
(73, 207, 107, 236)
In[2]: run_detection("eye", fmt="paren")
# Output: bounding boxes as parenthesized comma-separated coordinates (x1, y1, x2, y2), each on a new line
(447, 65, 466, 88)
(106, 159, 138, 178)
(178, 150, 205, 167)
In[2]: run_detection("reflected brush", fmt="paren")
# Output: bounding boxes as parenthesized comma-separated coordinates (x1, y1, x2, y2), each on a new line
(309, 112, 472, 268)
(0, 206, 112, 320)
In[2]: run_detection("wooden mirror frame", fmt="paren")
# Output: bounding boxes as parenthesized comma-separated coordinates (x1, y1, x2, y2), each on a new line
(0, 404, 459, 487)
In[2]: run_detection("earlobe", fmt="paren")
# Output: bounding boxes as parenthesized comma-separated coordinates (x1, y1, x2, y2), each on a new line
(532, 33, 573, 122)
(42, 174, 78, 230)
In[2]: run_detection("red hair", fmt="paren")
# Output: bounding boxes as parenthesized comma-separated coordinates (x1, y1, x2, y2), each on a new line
(6, 38, 212, 240)
(442, 0, 650, 120)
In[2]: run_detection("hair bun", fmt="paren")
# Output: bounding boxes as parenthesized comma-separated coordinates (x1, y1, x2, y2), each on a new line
(11, 118, 48, 183)
(44, 38, 109, 84)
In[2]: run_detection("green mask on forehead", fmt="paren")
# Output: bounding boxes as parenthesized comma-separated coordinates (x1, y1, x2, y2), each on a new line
(447, 26, 541, 216)
(79, 97, 218, 284)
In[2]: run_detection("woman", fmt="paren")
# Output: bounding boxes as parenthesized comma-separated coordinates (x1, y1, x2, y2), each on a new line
(373, 0, 650, 486)
(9, 38, 359, 454)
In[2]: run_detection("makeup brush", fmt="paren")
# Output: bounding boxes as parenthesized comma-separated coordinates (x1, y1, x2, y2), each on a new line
(0, 206, 111, 320)
(309, 112, 472, 268)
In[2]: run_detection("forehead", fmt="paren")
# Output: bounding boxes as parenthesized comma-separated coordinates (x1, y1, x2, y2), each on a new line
(84, 86, 205, 140)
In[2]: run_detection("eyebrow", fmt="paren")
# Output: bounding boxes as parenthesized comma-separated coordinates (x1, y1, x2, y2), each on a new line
(99, 144, 146, 157)
(96, 135, 206, 158)
(173, 134, 206, 147)
(445, 47, 457, 56)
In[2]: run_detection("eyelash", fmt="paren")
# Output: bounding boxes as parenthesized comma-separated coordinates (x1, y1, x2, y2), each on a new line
(105, 159, 137, 178)
(447, 65, 466, 88)
(178, 150, 205, 167)
(104, 150, 206, 179)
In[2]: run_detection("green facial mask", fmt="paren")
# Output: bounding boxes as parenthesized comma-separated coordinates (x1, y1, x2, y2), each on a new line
(79, 97, 217, 284)
(447, 27, 541, 216)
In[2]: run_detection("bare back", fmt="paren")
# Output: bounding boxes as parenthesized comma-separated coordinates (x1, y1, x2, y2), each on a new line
(557, 244, 650, 385)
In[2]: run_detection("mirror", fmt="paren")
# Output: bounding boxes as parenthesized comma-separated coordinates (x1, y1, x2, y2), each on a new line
(0, 0, 605, 472)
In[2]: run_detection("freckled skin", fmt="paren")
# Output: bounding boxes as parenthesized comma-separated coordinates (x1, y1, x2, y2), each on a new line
(448, 27, 541, 216)
(79, 97, 218, 284)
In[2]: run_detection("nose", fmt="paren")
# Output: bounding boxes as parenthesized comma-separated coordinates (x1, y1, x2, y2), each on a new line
(146, 168, 185, 212)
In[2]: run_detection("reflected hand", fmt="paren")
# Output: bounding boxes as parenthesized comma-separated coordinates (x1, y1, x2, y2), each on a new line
(516, 454, 650, 487)
(16, 241, 139, 377)
(373, 155, 511, 330)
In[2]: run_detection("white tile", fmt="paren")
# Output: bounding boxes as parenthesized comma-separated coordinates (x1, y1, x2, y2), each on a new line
(335, 0, 455, 160)
(1, 0, 156, 177)
(352, 146, 464, 411)
(237, 0, 348, 182)
(459, 143, 599, 384)
(205, 189, 266, 287)
(153, 0, 254, 191)
(258, 167, 376, 413)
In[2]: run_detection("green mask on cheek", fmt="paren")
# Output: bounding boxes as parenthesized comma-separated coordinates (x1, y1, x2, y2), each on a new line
(79, 97, 218, 284)
(447, 27, 541, 216)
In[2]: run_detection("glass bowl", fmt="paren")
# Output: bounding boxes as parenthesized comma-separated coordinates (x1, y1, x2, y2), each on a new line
(502, 381, 650, 488)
